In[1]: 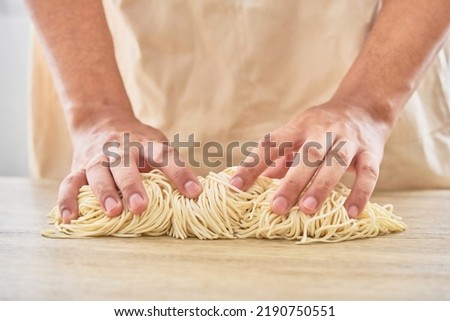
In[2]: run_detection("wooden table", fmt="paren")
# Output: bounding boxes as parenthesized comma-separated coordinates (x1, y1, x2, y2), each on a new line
(0, 177, 449, 300)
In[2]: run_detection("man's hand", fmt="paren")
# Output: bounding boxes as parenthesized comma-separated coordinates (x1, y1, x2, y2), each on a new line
(230, 100, 389, 218)
(231, 0, 449, 218)
(59, 110, 202, 224)
(25, 0, 203, 224)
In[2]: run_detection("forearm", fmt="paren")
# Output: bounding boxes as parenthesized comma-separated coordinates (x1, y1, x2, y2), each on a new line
(333, 0, 450, 129)
(25, 0, 134, 132)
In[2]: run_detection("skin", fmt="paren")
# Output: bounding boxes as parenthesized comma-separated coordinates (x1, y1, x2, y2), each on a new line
(26, 0, 203, 223)
(25, 0, 450, 223)
(232, 0, 450, 217)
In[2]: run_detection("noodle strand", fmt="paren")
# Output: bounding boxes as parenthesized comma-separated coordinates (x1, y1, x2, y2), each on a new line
(41, 168, 406, 244)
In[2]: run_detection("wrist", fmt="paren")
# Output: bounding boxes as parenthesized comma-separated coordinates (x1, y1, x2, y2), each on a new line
(324, 95, 397, 143)
(331, 85, 401, 130)
(65, 101, 136, 135)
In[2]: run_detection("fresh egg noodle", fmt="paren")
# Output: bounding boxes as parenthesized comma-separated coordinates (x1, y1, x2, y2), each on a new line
(42, 168, 406, 244)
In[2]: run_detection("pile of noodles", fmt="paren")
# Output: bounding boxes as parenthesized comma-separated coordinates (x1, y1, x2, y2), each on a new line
(42, 168, 406, 244)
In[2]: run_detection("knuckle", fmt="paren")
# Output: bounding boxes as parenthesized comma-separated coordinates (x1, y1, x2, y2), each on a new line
(57, 170, 86, 216)
(334, 122, 354, 136)
(170, 167, 189, 182)
(102, 130, 121, 142)
(60, 170, 86, 192)
(360, 163, 379, 179)
(57, 196, 74, 211)
(86, 157, 108, 172)
(354, 188, 371, 204)
(119, 179, 140, 196)
(236, 166, 258, 182)
(93, 183, 115, 198)
(240, 154, 260, 170)
(314, 178, 334, 194)
(63, 170, 84, 185)
(282, 178, 303, 195)
(153, 145, 176, 164)
(335, 149, 351, 165)
(306, 146, 325, 162)
(116, 150, 132, 162)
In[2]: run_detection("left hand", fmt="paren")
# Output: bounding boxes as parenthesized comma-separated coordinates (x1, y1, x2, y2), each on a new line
(230, 99, 394, 218)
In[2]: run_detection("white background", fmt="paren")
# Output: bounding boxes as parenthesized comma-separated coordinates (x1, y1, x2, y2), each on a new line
(0, 0, 31, 176)
(0, 301, 449, 320)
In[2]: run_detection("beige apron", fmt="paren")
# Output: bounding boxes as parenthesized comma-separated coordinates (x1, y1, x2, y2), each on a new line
(29, 0, 450, 190)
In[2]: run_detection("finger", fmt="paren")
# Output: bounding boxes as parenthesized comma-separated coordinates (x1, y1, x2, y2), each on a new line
(85, 157, 123, 217)
(110, 150, 149, 215)
(344, 151, 380, 218)
(270, 133, 332, 215)
(261, 152, 295, 179)
(58, 170, 88, 224)
(298, 140, 356, 214)
(149, 142, 202, 198)
(231, 131, 299, 190)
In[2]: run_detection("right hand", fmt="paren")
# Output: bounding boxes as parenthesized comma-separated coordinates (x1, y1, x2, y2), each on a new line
(58, 110, 202, 223)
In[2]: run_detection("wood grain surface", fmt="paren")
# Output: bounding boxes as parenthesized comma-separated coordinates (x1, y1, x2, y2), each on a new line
(0, 177, 449, 300)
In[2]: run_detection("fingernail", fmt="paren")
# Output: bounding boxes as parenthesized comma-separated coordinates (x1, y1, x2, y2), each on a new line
(302, 196, 318, 212)
(129, 193, 144, 211)
(62, 209, 72, 223)
(184, 180, 201, 198)
(348, 205, 359, 218)
(230, 176, 244, 190)
(104, 197, 119, 213)
(272, 196, 289, 213)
